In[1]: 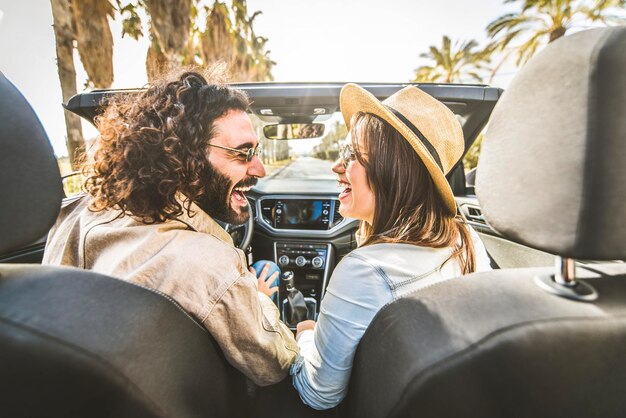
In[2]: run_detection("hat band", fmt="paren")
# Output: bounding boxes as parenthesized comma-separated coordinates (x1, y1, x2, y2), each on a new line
(384, 105, 444, 171)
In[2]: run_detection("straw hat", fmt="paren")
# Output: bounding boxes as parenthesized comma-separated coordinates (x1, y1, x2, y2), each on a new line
(340, 83, 464, 215)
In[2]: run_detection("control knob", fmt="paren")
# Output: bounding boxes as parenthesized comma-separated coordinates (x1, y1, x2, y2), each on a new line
(311, 256, 324, 268)
(278, 255, 290, 266)
(295, 256, 307, 267)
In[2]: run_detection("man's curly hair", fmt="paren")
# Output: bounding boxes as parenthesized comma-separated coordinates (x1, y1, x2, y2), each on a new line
(83, 68, 249, 224)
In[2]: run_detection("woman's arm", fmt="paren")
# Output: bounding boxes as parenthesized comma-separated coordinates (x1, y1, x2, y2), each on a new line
(291, 254, 392, 409)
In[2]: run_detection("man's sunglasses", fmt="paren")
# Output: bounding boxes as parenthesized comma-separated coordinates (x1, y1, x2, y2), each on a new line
(208, 143, 263, 162)
(340, 143, 358, 169)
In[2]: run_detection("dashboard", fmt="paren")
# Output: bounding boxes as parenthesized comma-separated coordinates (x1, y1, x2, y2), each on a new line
(247, 180, 359, 325)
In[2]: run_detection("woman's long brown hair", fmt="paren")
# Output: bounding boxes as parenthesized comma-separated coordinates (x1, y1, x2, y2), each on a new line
(352, 112, 476, 274)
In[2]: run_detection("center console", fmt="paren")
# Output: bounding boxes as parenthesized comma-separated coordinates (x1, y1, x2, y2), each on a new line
(253, 196, 353, 324)
(274, 241, 334, 321)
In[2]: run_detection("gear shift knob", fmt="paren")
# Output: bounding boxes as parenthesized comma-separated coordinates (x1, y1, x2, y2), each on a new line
(283, 271, 295, 290)
(281, 271, 308, 326)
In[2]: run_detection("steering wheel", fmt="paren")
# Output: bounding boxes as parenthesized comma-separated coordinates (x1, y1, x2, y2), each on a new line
(215, 202, 254, 250)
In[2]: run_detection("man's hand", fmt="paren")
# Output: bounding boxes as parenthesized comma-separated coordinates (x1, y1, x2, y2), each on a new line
(251, 263, 279, 300)
(296, 320, 316, 338)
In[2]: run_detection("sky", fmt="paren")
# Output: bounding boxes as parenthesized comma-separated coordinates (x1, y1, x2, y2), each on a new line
(1, 0, 520, 158)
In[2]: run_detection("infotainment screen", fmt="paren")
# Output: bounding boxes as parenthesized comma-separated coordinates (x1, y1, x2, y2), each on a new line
(275, 199, 331, 230)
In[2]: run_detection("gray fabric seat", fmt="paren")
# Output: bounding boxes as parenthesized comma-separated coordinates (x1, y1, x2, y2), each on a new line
(348, 265, 626, 418)
(0, 73, 247, 417)
(346, 27, 626, 418)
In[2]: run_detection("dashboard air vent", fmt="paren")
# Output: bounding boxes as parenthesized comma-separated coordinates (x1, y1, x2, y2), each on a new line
(332, 200, 343, 226)
(260, 199, 275, 225)
(460, 204, 486, 225)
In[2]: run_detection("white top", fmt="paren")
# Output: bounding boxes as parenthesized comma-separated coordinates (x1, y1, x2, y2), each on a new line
(291, 227, 492, 409)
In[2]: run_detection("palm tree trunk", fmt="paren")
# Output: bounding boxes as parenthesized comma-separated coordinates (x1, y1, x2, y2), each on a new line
(71, 0, 114, 88)
(50, 0, 84, 170)
(146, 35, 171, 82)
(549, 26, 567, 42)
(144, 0, 192, 80)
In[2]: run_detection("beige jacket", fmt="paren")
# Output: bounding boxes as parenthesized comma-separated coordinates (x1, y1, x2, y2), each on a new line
(43, 195, 298, 386)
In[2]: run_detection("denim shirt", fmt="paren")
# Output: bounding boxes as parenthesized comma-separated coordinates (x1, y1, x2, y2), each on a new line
(291, 227, 492, 409)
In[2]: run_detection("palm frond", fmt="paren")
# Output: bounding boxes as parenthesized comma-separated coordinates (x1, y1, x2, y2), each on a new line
(592, 0, 626, 9)
(429, 46, 446, 65)
(515, 29, 547, 65)
(466, 72, 484, 83)
(487, 13, 541, 38)
(521, 0, 544, 13)
(419, 51, 431, 59)
(413, 35, 491, 84)
(487, 13, 521, 36)
(461, 39, 480, 53)
(496, 28, 524, 51)
(517, 40, 541, 65)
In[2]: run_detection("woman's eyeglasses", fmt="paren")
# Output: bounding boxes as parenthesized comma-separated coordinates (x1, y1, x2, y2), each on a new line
(207, 143, 263, 162)
(340, 143, 358, 169)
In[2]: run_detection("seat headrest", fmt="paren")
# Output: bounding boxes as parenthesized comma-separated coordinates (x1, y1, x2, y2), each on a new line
(477, 27, 626, 261)
(0, 73, 63, 255)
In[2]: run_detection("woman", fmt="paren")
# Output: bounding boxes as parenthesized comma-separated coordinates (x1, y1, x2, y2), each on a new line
(291, 84, 492, 410)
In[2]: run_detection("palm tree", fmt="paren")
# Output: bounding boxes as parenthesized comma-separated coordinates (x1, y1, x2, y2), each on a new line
(51, 0, 276, 166)
(487, 0, 626, 67)
(50, 0, 115, 169)
(413, 36, 492, 83)
(144, 0, 194, 81)
(72, 0, 115, 88)
(200, 1, 234, 71)
(131, 0, 275, 82)
(51, 0, 83, 169)
(199, 0, 275, 82)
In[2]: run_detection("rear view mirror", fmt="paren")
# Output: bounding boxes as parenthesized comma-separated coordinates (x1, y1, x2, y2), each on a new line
(263, 123, 325, 140)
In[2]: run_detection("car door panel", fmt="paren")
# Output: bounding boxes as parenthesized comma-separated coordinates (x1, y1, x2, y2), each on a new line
(457, 196, 555, 268)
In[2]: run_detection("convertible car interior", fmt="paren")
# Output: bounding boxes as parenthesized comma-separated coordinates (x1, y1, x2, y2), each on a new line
(0, 26, 625, 417)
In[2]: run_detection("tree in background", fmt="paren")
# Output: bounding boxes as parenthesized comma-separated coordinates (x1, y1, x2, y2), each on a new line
(51, 0, 276, 167)
(314, 121, 348, 161)
(412, 36, 492, 171)
(412, 2, 625, 170)
(199, 0, 275, 81)
(73, 0, 115, 88)
(412, 36, 492, 83)
(468, 0, 625, 169)
(50, 0, 115, 169)
(463, 133, 483, 171)
(144, 0, 193, 80)
(487, 0, 626, 70)
(120, 0, 275, 81)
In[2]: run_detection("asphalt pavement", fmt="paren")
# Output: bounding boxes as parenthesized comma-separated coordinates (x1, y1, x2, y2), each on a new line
(268, 157, 335, 180)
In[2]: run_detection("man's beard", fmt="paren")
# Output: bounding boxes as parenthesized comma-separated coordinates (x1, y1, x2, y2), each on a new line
(196, 163, 257, 225)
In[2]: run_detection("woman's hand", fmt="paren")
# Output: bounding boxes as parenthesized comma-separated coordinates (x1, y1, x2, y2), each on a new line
(251, 263, 279, 300)
(296, 320, 316, 338)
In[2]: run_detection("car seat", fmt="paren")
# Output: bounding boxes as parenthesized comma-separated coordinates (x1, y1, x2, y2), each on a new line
(0, 73, 247, 418)
(346, 27, 626, 418)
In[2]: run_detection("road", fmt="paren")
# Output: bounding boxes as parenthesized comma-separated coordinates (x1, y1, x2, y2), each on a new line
(268, 157, 336, 180)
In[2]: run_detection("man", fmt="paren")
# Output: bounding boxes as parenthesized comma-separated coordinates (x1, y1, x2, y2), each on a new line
(43, 69, 297, 386)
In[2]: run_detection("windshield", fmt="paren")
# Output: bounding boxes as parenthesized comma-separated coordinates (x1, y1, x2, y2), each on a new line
(251, 112, 347, 182)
